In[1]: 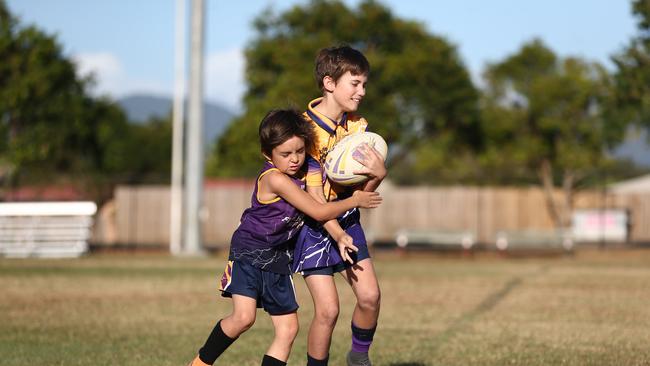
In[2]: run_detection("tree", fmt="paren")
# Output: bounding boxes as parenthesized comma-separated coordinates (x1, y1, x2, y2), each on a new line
(0, 1, 172, 200)
(107, 116, 173, 184)
(207, 0, 480, 181)
(611, 0, 650, 127)
(1, 0, 85, 178)
(480, 39, 626, 228)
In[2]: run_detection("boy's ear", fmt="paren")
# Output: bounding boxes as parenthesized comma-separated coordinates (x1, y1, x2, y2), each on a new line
(323, 76, 336, 93)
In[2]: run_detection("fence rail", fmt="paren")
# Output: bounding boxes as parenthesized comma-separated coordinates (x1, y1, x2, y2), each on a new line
(95, 182, 650, 248)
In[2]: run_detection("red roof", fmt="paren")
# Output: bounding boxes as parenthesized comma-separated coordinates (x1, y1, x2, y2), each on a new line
(2, 185, 86, 202)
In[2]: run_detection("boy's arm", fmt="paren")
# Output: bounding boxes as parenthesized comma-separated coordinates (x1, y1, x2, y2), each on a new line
(306, 185, 359, 263)
(363, 176, 384, 193)
(266, 172, 380, 222)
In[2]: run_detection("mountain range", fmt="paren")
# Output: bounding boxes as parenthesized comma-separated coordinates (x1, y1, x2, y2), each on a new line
(117, 94, 235, 147)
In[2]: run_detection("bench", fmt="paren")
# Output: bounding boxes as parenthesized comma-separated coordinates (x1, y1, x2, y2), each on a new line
(0, 201, 97, 258)
(395, 229, 476, 250)
(495, 229, 573, 252)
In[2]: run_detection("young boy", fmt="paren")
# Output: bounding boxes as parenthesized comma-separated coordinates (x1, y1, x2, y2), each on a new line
(187, 109, 381, 366)
(293, 46, 387, 366)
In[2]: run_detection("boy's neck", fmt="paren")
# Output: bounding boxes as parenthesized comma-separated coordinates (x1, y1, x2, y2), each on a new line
(314, 96, 345, 123)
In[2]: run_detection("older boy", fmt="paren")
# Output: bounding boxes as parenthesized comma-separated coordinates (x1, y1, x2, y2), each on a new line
(294, 45, 386, 366)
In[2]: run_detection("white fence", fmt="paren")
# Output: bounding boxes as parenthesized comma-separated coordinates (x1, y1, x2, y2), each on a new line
(0, 202, 97, 258)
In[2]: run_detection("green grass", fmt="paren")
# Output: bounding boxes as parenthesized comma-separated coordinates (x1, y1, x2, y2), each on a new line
(2, 249, 650, 365)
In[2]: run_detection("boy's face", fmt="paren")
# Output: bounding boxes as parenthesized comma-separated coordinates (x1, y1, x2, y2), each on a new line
(266, 135, 306, 177)
(328, 71, 367, 113)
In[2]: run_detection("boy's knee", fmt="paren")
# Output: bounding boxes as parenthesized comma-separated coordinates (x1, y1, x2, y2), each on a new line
(276, 319, 299, 340)
(233, 312, 256, 331)
(314, 303, 339, 326)
(289, 321, 300, 338)
(358, 289, 381, 312)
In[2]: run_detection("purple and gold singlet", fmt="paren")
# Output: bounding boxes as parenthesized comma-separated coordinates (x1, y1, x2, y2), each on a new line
(229, 160, 308, 274)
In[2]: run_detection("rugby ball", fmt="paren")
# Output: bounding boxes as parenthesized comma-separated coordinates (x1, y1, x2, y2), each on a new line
(324, 132, 388, 186)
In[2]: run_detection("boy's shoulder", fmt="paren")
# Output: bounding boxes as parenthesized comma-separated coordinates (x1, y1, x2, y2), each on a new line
(261, 168, 301, 194)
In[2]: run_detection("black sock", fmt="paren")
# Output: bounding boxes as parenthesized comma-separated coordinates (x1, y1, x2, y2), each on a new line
(261, 354, 286, 366)
(307, 353, 329, 366)
(198, 320, 238, 364)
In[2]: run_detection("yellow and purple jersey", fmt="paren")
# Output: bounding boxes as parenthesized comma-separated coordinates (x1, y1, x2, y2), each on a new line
(304, 97, 368, 201)
(293, 97, 370, 273)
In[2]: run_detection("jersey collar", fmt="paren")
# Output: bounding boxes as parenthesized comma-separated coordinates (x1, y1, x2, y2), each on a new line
(306, 97, 348, 135)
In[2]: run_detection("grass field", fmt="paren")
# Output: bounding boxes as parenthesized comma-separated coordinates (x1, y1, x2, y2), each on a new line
(2, 248, 650, 365)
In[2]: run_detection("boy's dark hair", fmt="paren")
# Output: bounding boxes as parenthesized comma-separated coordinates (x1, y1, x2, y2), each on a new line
(259, 109, 315, 157)
(315, 45, 370, 92)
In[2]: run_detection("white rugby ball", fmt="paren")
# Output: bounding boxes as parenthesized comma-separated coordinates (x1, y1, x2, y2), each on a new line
(324, 132, 388, 186)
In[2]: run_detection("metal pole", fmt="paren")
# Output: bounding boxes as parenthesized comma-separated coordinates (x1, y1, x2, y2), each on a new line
(183, 0, 206, 255)
(170, 0, 186, 256)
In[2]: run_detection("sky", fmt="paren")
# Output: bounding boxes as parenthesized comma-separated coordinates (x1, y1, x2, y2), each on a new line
(6, 0, 639, 113)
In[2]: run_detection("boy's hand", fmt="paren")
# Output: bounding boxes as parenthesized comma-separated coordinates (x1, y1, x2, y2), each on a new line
(334, 232, 358, 264)
(352, 143, 387, 180)
(352, 190, 382, 208)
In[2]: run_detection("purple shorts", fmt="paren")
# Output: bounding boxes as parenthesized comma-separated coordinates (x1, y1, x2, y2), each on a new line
(300, 244, 371, 276)
(292, 208, 370, 274)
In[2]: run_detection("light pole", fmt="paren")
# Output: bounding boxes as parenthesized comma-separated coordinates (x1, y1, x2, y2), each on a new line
(170, 0, 186, 256)
(183, 0, 206, 255)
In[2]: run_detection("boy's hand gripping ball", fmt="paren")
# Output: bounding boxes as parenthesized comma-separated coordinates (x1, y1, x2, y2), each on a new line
(324, 132, 388, 186)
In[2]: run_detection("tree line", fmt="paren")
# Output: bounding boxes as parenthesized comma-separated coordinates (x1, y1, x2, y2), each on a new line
(0, 0, 172, 201)
(1, 0, 650, 218)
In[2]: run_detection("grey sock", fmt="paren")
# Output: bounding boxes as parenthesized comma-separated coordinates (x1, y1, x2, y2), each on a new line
(347, 350, 372, 366)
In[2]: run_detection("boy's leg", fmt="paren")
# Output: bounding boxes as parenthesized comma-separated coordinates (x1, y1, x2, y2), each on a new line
(341, 258, 381, 329)
(340, 258, 380, 365)
(264, 312, 299, 363)
(304, 274, 340, 364)
(190, 294, 257, 366)
(221, 294, 258, 336)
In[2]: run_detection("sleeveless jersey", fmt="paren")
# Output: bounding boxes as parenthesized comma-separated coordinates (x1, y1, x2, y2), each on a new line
(230, 160, 307, 274)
